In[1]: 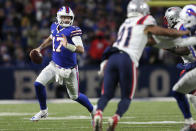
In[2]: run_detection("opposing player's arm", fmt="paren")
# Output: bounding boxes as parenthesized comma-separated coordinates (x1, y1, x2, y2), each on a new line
(62, 35, 84, 54)
(35, 36, 52, 52)
(144, 25, 190, 37)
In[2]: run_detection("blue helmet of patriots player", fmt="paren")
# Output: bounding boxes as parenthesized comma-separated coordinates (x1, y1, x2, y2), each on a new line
(127, 0, 150, 17)
(165, 7, 182, 28)
(57, 6, 74, 27)
(180, 5, 196, 28)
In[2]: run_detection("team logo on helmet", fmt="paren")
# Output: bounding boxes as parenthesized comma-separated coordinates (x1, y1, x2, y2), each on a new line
(56, 6, 74, 27)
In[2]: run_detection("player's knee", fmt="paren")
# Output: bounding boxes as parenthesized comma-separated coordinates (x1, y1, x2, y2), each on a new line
(34, 81, 45, 88)
(172, 91, 185, 100)
(69, 95, 78, 100)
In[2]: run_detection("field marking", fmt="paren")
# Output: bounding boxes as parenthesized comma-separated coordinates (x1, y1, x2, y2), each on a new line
(23, 116, 135, 120)
(0, 112, 33, 116)
(119, 121, 184, 124)
(0, 97, 176, 104)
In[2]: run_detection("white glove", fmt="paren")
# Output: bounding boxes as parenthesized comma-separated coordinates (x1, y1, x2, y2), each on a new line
(98, 60, 108, 76)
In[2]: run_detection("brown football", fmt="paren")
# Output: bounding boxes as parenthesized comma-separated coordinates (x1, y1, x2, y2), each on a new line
(30, 50, 43, 64)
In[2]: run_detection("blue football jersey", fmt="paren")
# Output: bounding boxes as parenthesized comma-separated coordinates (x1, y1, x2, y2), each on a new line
(179, 24, 188, 39)
(50, 22, 82, 68)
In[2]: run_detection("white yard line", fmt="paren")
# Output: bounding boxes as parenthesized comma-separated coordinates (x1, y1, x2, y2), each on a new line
(119, 121, 184, 124)
(0, 97, 176, 104)
(0, 112, 33, 116)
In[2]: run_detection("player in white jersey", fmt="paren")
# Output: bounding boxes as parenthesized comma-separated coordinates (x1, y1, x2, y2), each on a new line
(164, 6, 196, 131)
(93, 1, 192, 131)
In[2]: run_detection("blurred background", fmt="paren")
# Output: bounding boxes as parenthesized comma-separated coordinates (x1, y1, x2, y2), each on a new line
(0, 0, 195, 99)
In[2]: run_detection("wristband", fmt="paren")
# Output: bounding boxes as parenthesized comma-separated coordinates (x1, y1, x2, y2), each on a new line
(66, 43, 76, 52)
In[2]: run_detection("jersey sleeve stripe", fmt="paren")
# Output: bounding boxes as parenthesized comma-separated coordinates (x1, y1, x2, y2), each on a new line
(70, 33, 82, 37)
(136, 15, 149, 24)
(71, 30, 82, 33)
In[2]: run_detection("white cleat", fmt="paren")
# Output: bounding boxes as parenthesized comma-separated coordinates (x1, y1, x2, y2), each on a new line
(180, 124, 191, 131)
(30, 108, 48, 122)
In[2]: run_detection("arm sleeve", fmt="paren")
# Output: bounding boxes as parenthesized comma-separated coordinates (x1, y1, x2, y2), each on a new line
(153, 35, 196, 48)
(72, 36, 84, 47)
(173, 37, 196, 47)
(143, 15, 157, 26)
(152, 35, 176, 49)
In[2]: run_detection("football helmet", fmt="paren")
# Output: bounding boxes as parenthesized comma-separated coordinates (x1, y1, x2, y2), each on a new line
(164, 7, 182, 28)
(127, 0, 150, 17)
(180, 5, 196, 28)
(57, 6, 74, 27)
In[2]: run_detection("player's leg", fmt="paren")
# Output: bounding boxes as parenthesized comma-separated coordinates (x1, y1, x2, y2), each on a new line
(65, 67, 94, 114)
(172, 69, 196, 130)
(187, 94, 196, 111)
(94, 55, 118, 131)
(107, 53, 137, 131)
(31, 62, 56, 121)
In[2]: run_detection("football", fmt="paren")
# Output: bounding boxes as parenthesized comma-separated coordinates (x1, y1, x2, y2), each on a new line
(29, 50, 43, 64)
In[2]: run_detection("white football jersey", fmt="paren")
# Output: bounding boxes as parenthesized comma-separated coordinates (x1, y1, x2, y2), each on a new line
(113, 15, 156, 67)
(174, 21, 196, 63)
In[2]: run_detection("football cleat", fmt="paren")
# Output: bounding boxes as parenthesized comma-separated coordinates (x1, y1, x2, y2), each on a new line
(30, 108, 48, 122)
(93, 110, 102, 131)
(180, 124, 190, 131)
(180, 123, 196, 131)
(107, 114, 120, 131)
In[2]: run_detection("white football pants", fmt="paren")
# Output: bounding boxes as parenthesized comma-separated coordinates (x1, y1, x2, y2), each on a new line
(35, 61, 79, 100)
(173, 68, 196, 94)
(187, 94, 196, 111)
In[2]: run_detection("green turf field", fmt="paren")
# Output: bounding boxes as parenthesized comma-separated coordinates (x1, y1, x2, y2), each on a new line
(0, 99, 195, 131)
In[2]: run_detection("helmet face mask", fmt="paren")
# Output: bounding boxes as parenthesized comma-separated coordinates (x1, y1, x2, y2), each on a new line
(164, 7, 182, 28)
(180, 5, 196, 28)
(57, 6, 74, 27)
(127, 0, 150, 17)
(59, 16, 73, 26)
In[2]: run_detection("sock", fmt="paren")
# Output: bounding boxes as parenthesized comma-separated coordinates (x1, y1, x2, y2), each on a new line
(185, 117, 194, 125)
(172, 91, 192, 118)
(75, 93, 93, 112)
(34, 82, 47, 110)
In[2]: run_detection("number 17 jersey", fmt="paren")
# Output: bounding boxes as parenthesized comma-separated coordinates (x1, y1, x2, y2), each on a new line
(50, 22, 82, 68)
(113, 15, 156, 67)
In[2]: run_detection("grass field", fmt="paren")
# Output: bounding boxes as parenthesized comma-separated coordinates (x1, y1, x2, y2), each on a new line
(0, 99, 195, 131)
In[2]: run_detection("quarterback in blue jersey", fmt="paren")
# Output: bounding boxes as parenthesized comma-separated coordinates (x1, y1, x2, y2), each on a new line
(30, 6, 96, 122)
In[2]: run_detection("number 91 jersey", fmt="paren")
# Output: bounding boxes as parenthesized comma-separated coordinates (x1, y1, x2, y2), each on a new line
(113, 15, 156, 67)
(50, 22, 82, 68)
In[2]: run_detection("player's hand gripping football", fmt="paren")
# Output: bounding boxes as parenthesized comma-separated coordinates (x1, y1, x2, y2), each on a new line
(29, 48, 43, 64)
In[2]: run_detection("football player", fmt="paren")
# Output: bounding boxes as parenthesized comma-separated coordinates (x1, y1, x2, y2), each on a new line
(164, 6, 196, 131)
(30, 6, 96, 122)
(93, 1, 193, 131)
